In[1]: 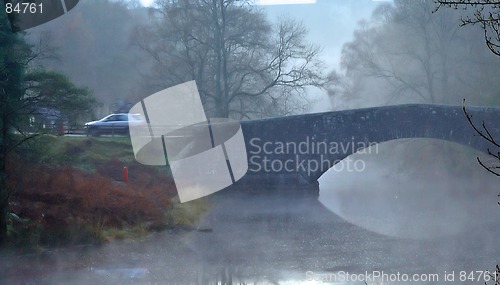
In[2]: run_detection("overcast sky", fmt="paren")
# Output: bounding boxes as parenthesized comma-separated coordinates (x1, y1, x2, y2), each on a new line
(261, 0, 381, 69)
(256, 0, 383, 111)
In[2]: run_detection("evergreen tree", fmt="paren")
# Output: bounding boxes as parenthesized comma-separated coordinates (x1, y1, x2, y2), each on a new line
(0, 6, 31, 244)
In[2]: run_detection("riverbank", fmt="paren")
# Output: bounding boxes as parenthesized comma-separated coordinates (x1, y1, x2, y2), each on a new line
(5, 135, 208, 250)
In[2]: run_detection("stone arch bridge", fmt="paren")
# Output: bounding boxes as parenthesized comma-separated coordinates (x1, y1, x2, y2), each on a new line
(234, 104, 500, 195)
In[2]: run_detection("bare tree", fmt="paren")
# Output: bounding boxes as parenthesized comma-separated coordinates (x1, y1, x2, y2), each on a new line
(487, 265, 500, 285)
(435, 0, 500, 56)
(134, 0, 324, 119)
(463, 99, 500, 178)
(434, 1, 500, 177)
(327, 0, 500, 188)
(331, 0, 474, 105)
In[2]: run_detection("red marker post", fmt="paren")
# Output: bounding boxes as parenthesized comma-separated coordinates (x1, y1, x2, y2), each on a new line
(123, 166, 129, 183)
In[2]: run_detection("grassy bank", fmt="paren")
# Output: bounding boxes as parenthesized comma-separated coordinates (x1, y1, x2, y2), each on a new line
(6, 135, 209, 249)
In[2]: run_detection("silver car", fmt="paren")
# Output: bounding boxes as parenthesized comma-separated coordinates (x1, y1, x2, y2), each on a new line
(85, 113, 145, 137)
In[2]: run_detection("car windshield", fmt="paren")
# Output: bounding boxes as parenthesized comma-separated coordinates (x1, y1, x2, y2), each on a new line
(99, 114, 115, 122)
(1, 1, 499, 284)
(130, 114, 143, 121)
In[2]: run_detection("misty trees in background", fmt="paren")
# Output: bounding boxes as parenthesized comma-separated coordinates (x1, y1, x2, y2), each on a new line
(29, 0, 147, 116)
(325, 0, 500, 182)
(134, 0, 324, 119)
(434, 2, 500, 184)
(435, 3, 500, 280)
(327, 0, 500, 107)
(27, 0, 325, 118)
(435, 0, 500, 56)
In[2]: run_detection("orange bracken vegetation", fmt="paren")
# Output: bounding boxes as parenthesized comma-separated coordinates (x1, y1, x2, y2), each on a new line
(7, 158, 177, 247)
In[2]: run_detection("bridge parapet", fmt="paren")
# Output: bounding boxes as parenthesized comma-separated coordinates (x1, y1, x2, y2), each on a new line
(234, 104, 499, 193)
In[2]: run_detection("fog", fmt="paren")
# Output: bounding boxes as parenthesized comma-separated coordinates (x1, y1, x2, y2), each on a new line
(3, 0, 499, 284)
(25, 0, 500, 112)
(26, 0, 381, 115)
(319, 139, 499, 240)
(2, 158, 498, 284)
(262, 0, 380, 69)
(261, 0, 381, 113)
(325, 1, 500, 110)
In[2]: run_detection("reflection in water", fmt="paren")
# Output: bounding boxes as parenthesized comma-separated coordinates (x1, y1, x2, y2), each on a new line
(0, 140, 498, 284)
(318, 139, 499, 239)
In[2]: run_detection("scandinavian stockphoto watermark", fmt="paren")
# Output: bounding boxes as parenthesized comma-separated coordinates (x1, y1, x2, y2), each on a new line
(128, 81, 248, 203)
(248, 137, 379, 176)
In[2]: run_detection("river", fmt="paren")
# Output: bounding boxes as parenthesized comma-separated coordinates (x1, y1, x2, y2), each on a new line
(1, 140, 499, 284)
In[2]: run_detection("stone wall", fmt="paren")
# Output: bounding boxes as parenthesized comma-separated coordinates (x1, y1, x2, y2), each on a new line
(233, 104, 500, 194)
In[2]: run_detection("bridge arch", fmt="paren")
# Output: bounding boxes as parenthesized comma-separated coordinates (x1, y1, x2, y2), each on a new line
(316, 137, 499, 238)
(236, 104, 500, 194)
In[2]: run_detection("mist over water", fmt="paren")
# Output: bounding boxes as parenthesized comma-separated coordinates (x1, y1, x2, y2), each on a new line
(2, 0, 498, 283)
(319, 139, 500, 240)
(2, 138, 499, 284)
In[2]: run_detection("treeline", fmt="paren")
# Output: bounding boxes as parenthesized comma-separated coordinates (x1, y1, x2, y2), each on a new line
(29, 0, 325, 118)
(27, 0, 500, 115)
(327, 0, 500, 109)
